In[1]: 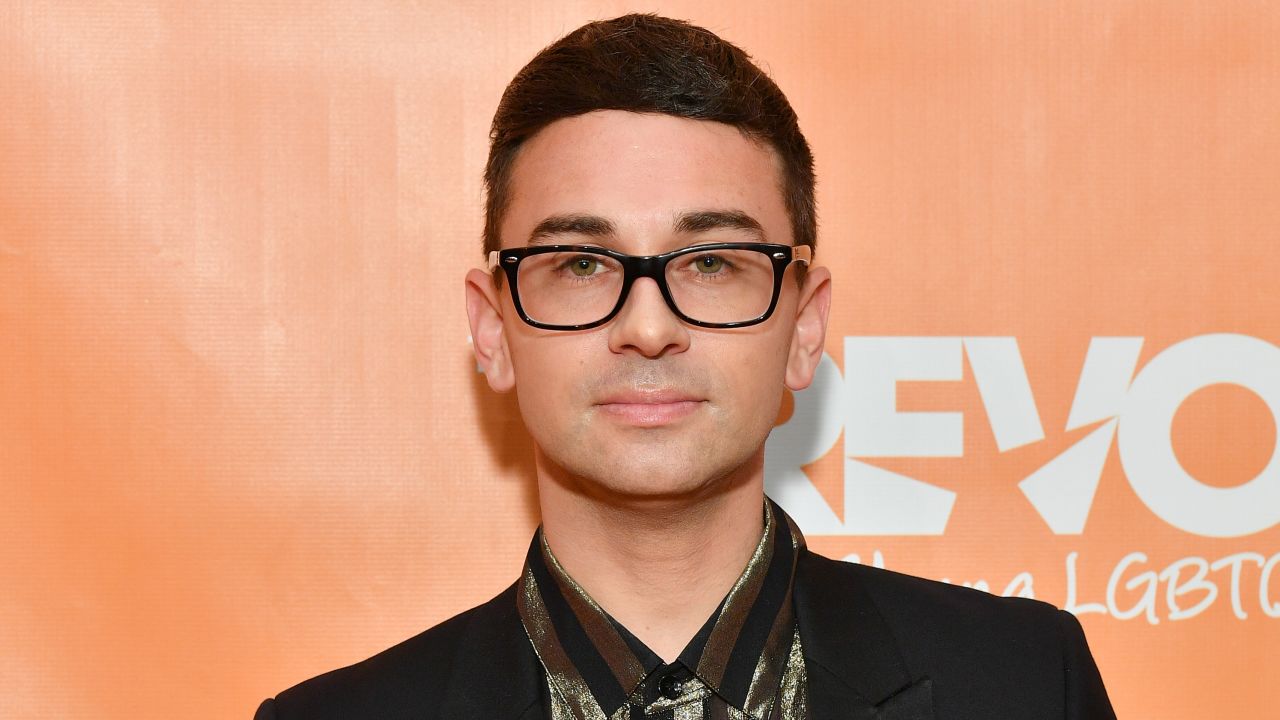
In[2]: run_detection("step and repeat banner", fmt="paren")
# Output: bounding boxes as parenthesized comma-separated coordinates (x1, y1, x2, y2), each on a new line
(3, 2, 1277, 718)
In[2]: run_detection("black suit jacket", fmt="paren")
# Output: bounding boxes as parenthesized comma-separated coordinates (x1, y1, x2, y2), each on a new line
(257, 551, 1116, 719)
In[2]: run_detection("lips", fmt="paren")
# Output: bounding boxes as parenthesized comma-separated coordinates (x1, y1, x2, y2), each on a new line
(595, 389, 705, 427)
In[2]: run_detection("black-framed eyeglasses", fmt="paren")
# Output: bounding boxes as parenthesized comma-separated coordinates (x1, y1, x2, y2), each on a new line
(487, 242, 812, 331)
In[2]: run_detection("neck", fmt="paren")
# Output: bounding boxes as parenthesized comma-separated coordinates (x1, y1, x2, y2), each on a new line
(536, 450, 766, 663)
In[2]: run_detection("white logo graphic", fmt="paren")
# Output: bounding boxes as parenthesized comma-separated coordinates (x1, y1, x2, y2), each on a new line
(765, 334, 1280, 538)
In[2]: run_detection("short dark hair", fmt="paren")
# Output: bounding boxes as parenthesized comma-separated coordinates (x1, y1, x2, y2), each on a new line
(483, 13, 816, 262)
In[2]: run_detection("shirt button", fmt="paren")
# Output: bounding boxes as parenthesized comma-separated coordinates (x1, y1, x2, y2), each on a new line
(658, 673, 683, 700)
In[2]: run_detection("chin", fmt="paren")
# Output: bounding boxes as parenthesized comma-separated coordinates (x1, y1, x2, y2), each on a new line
(555, 446, 759, 504)
(598, 473, 715, 501)
(532, 412, 769, 500)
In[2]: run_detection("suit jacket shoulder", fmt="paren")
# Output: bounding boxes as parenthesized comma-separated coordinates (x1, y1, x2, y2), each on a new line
(256, 582, 543, 720)
(795, 551, 1115, 719)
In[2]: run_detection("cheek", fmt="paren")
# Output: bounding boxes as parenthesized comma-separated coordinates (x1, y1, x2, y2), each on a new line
(705, 333, 792, 414)
(507, 334, 590, 421)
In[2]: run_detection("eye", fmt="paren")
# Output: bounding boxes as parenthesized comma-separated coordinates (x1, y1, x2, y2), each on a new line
(694, 254, 725, 273)
(569, 257, 601, 276)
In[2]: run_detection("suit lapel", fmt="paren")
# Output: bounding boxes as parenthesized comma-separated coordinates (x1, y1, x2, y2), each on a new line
(438, 583, 547, 720)
(794, 552, 935, 720)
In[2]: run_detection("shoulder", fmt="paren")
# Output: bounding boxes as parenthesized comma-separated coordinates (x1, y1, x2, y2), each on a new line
(259, 583, 520, 720)
(800, 549, 1068, 641)
(796, 551, 1114, 717)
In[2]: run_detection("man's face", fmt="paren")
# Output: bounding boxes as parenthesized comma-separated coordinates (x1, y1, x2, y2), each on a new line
(467, 110, 828, 501)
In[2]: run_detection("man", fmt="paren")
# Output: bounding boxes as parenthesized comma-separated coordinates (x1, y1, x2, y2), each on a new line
(257, 13, 1115, 720)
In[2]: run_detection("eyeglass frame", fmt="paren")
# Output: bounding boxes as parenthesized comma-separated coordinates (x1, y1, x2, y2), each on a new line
(486, 241, 813, 331)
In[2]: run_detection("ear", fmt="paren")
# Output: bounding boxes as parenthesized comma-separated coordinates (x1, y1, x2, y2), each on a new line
(465, 267, 516, 393)
(784, 265, 832, 391)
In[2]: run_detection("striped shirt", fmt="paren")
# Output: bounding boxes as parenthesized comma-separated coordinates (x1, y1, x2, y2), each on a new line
(516, 499, 809, 720)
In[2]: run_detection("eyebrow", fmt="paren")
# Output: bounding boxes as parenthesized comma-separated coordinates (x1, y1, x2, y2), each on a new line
(674, 209, 766, 241)
(529, 215, 616, 245)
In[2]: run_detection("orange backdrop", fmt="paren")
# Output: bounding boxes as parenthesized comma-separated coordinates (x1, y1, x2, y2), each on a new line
(3, 2, 1278, 718)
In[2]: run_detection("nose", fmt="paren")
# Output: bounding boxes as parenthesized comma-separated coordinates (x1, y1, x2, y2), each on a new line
(607, 277, 690, 358)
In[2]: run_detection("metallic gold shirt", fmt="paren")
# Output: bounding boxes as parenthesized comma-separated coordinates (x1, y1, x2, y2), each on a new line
(516, 500, 809, 720)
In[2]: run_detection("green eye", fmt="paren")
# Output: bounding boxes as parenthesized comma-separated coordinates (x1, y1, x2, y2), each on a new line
(695, 255, 724, 273)
(696, 253, 727, 272)
(570, 257, 599, 276)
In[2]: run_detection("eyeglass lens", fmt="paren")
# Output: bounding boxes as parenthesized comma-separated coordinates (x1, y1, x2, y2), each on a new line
(515, 248, 778, 326)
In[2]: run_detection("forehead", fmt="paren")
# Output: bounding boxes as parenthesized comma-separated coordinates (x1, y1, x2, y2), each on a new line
(499, 110, 788, 249)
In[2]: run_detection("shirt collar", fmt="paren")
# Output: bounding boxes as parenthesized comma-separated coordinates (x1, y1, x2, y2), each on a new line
(516, 498, 806, 718)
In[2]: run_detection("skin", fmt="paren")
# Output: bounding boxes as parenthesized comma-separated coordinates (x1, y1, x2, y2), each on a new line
(466, 110, 831, 661)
